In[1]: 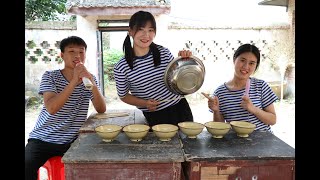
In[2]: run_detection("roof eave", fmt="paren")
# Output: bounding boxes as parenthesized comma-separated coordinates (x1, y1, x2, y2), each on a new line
(258, 0, 288, 7)
(68, 6, 171, 16)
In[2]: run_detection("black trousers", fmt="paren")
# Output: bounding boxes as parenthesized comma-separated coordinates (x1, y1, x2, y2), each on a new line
(25, 138, 73, 180)
(143, 98, 193, 127)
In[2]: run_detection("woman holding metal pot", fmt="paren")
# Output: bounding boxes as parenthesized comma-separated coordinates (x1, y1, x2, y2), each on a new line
(203, 44, 278, 132)
(114, 10, 194, 127)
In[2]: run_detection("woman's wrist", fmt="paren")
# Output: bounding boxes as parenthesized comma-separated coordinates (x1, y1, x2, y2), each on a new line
(251, 106, 259, 116)
(213, 109, 220, 114)
(143, 99, 147, 108)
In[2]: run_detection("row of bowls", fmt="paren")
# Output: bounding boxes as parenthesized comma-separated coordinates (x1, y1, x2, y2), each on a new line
(178, 121, 256, 138)
(95, 121, 256, 143)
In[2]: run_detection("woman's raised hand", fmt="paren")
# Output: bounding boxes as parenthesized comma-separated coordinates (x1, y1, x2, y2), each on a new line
(178, 50, 192, 58)
(202, 92, 219, 112)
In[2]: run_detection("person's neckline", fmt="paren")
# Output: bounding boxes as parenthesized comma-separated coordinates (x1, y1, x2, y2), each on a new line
(224, 77, 251, 91)
(134, 48, 151, 59)
(59, 69, 70, 83)
(59, 69, 82, 86)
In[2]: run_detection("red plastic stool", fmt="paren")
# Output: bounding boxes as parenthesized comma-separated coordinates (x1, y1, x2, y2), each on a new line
(37, 156, 65, 180)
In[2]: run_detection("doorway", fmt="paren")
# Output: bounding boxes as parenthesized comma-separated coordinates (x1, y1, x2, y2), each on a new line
(98, 20, 133, 109)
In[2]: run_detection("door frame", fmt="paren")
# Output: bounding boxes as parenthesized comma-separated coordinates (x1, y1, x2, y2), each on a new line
(97, 20, 129, 96)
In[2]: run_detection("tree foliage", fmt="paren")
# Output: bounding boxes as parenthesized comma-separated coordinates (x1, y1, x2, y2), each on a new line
(25, 0, 68, 21)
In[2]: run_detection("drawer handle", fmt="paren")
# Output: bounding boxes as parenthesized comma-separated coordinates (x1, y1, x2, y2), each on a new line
(252, 175, 258, 180)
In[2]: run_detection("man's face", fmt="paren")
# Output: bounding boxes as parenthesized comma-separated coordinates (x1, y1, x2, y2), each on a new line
(61, 44, 86, 68)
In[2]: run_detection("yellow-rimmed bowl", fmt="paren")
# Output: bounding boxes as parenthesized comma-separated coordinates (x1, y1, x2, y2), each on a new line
(152, 124, 178, 141)
(230, 121, 256, 138)
(123, 124, 150, 142)
(95, 124, 122, 142)
(178, 122, 204, 138)
(204, 121, 231, 138)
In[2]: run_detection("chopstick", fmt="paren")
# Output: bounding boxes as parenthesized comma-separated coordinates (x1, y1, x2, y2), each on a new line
(92, 112, 130, 119)
(158, 96, 185, 103)
(201, 92, 214, 100)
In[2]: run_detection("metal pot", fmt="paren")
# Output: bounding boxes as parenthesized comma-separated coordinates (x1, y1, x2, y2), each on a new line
(164, 55, 205, 95)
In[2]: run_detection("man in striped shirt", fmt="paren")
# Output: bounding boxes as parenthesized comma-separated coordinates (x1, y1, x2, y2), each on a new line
(204, 44, 278, 132)
(25, 36, 106, 180)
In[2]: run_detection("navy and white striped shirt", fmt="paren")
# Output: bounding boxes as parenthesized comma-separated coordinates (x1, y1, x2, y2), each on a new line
(114, 45, 181, 112)
(28, 70, 99, 144)
(213, 77, 278, 132)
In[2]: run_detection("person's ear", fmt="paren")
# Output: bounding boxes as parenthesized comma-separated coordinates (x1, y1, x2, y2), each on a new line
(128, 29, 134, 37)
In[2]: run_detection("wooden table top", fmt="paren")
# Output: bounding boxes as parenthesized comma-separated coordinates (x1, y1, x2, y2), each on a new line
(179, 130, 295, 161)
(62, 132, 184, 163)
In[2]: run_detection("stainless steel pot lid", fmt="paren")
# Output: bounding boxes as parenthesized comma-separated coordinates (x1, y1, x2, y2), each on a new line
(164, 55, 205, 95)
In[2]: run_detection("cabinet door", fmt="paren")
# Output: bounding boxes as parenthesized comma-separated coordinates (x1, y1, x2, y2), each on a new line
(186, 160, 294, 180)
(258, 164, 294, 180)
(201, 165, 258, 180)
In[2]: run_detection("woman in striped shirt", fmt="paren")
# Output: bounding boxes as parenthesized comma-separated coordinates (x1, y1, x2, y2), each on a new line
(205, 44, 278, 132)
(114, 11, 194, 127)
(25, 36, 106, 180)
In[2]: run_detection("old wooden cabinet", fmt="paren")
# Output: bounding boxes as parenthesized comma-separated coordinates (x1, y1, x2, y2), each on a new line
(180, 130, 295, 180)
(62, 132, 184, 180)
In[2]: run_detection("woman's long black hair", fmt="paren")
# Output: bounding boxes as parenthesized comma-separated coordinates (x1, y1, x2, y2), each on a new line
(123, 11, 160, 69)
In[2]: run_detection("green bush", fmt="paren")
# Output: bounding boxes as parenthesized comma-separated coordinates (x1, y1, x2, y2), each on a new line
(103, 49, 123, 83)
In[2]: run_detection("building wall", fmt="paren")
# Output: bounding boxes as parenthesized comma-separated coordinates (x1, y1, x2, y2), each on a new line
(162, 27, 292, 95)
(25, 18, 99, 95)
(25, 28, 75, 93)
(25, 0, 295, 98)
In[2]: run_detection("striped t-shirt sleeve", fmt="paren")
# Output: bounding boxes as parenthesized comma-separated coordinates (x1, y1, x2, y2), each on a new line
(114, 59, 130, 98)
(39, 71, 57, 95)
(260, 80, 279, 108)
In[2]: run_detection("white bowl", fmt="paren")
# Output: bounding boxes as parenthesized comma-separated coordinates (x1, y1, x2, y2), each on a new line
(204, 121, 231, 138)
(230, 121, 256, 138)
(178, 122, 204, 138)
(123, 124, 150, 142)
(152, 124, 178, 141)
(95, 124, 122, 142)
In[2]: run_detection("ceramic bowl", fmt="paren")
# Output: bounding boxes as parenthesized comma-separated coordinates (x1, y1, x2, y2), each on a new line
(95, 124, 122, 142)
(152, 124, 179, 141)
(123, 124, 150, 142)
(178, 122, 204, 138)
(204, 121, 231, 138)
(230, 121, 256, 137)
